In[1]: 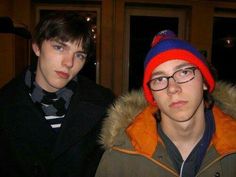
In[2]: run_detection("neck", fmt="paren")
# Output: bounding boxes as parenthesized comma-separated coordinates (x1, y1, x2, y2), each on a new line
(160, 101, 205, 160)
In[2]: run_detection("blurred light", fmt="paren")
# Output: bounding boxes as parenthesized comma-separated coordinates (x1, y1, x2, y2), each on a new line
(86, 17, 91, 22)
(223, 37, 234, 48)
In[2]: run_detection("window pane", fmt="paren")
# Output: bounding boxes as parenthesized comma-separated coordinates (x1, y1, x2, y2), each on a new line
(212, 17, 236, 84)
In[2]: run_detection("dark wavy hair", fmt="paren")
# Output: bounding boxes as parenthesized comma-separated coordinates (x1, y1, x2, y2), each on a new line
(32, 11, 93, 55)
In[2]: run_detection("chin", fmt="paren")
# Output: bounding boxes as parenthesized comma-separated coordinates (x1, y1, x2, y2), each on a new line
(170, 111, 194, 122)
(48, 83, 67, 92)
(54, 80, 68, 87)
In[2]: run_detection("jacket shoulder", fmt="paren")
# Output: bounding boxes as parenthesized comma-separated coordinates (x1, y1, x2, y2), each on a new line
(0, 75, 26, 106)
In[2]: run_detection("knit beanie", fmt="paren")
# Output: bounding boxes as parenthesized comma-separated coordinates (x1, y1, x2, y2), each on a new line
(143, 30, 215, 105)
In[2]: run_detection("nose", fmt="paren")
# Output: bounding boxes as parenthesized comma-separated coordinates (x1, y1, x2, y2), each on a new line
(62, 54, 74, 68)
(167, 77, 181, 95)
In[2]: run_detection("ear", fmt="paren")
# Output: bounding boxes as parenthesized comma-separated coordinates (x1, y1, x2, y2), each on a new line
(32, 43, 40, 57)
(203, 83, 208, 91)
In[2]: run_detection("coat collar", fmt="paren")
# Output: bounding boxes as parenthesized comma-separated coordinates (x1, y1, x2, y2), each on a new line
(125, 105, 236, 157)
(100, 81, 236, 157)
(125, 105, 157, 156)
(51, 80, 108, 159)
(5, 74, 107, 160)
(212, 106, 236, 155)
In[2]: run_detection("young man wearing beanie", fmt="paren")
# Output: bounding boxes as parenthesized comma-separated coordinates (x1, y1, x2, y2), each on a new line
(95, 30, 236, 177)
(0, 12, 114, 177)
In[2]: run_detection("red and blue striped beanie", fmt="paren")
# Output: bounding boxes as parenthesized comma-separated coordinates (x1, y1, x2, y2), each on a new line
(143, 30, 215, 105)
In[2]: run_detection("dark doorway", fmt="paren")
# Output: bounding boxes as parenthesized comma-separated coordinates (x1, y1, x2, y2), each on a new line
(129, 16, 179, 91)
(212, 17, 236, 84)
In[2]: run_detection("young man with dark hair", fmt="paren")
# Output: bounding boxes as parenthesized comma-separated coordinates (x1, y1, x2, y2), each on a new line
(0, 12, 114, 177)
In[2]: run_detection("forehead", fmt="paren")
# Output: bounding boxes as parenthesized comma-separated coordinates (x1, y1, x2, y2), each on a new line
(155, 60, 193, 71)
(152, 59, 195, 76)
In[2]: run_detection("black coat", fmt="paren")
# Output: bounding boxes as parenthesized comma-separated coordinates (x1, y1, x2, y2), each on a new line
(0, 72, 115, 177)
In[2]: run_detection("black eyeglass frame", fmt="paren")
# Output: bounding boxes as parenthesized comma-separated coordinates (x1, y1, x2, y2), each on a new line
(147, 67, 198, 91)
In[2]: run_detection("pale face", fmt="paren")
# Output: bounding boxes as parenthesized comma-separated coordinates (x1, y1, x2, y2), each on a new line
(151, 60, 207, 123)
(32, 39, 87, 92)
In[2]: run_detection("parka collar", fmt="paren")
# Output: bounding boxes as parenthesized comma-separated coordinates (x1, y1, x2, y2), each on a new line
(100, 81, 236, 155)
(126, 105, 236, 157)
(212, 106, 236, 155)
(126, 105, 158, 156)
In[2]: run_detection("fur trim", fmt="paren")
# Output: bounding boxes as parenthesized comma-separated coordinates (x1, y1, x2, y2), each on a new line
(100, 90, 148, 149)
(100, 81, 236, 149)
(212, 81, 236, 118)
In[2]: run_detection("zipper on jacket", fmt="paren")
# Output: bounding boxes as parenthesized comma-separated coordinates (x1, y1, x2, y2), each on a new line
(179, 160, 185, 177)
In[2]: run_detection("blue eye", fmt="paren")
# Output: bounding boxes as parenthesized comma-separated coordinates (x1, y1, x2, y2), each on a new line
(53, 45, 64, 51)
(75, 53, 87, 60)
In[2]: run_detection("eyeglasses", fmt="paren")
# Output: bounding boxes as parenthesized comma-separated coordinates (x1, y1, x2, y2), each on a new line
(147, 67, 198, 91)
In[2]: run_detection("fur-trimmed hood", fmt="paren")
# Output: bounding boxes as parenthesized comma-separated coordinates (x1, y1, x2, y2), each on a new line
(100, 81, 236, 149)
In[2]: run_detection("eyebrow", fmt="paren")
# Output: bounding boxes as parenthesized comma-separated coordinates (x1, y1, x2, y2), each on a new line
(175, 63, 194, 70)
(75, 51, 87, 56)
(52, 40, 86, 53)
(151, 62, 194, 77)
(51, 39, 67, 46)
